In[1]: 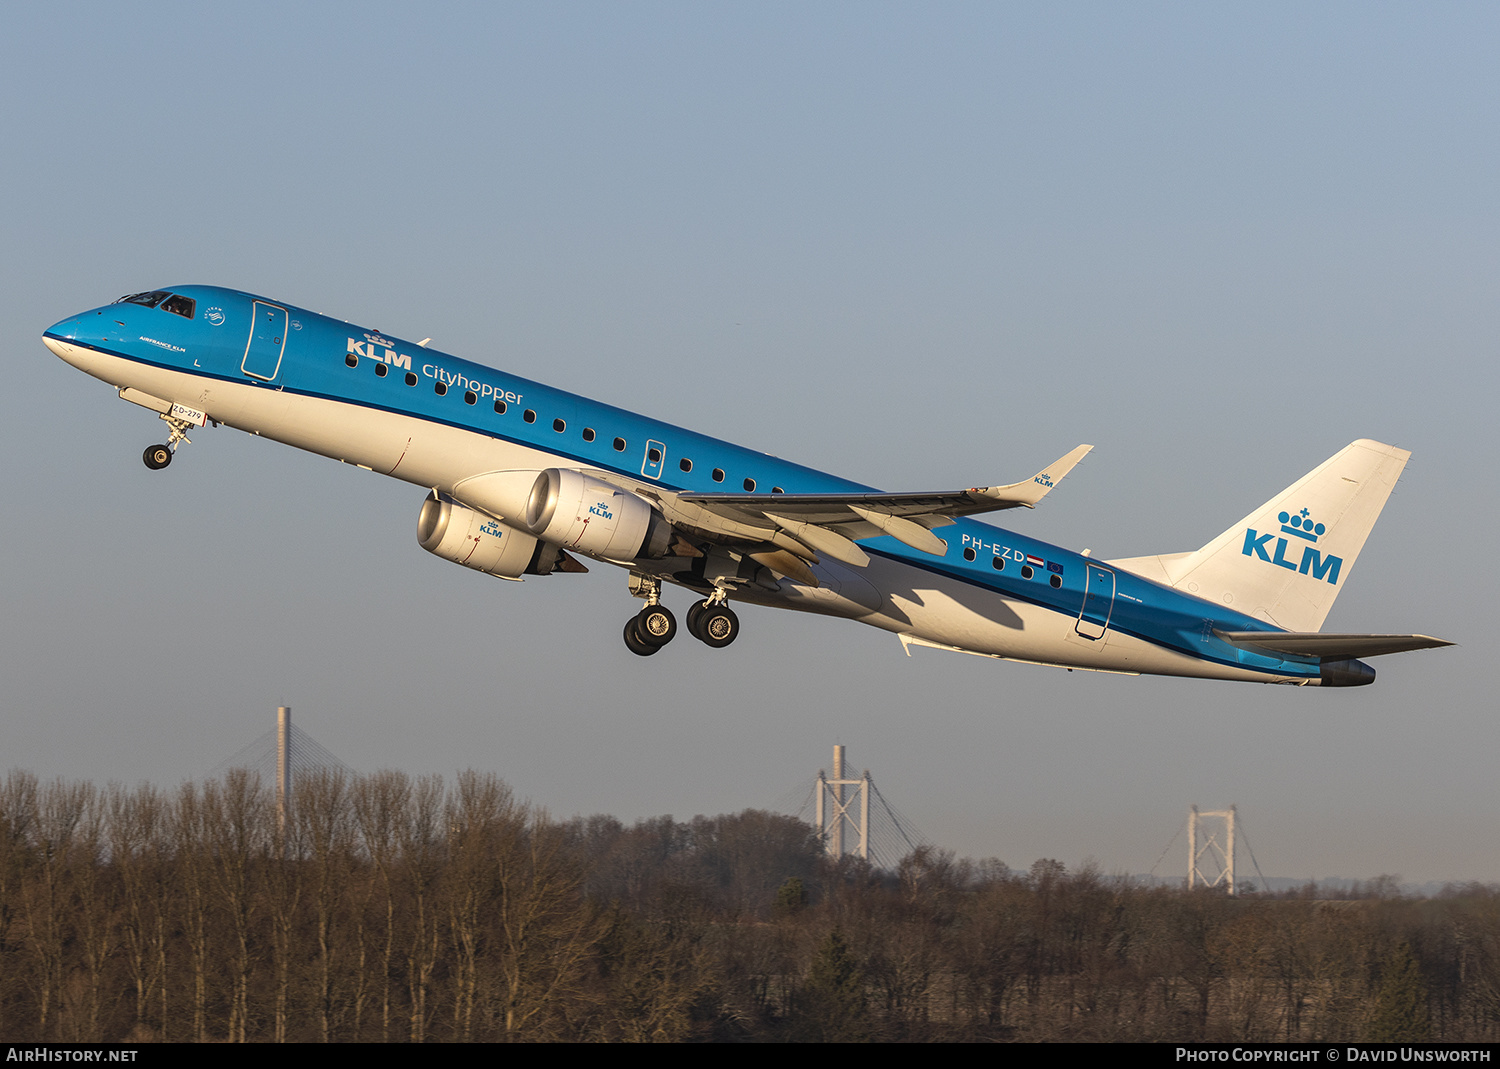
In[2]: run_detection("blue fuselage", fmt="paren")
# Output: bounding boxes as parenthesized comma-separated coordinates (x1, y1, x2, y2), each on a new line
(45, 284, 1310, 683)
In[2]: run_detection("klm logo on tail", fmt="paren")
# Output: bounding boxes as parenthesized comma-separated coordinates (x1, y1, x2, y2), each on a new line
(1242, 508, 1343, 584)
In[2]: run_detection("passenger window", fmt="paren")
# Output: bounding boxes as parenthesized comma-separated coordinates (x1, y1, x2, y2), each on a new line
(613, 437, 626, 452)
(743, 478, 756, 492)
(582, 428, 596, 442)
(493, 400, 506, 413)
(345, 354, 358, 368)
(553, 418, 566, 432)
(679, 458, 692, 472)
(523, 410, 536, 423)
(712, 468, 725, 483)
(405, 372, 418, 386)
(434, 381, 448, 396)
(375, 363, 388, 378)
(464, 391, 477, 405)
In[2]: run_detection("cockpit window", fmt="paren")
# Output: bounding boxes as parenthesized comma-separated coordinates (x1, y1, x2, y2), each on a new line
(116, 291, 170, 308)
(161, 294, 196, 319)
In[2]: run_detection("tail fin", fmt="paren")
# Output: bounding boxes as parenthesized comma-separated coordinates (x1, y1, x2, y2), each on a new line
(1109, 440, 1411, 632)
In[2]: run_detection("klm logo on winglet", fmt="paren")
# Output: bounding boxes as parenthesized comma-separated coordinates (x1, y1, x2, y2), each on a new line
(1242, 508, 1343, 584)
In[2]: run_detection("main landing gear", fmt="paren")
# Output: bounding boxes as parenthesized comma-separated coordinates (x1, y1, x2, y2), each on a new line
(686, 597, 739, 648)
(623, 574, 741, 656)
(623, 574, 678, 657)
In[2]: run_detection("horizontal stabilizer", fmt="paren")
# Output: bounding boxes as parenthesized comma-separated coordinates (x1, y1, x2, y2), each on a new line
(1214, 631, 1454, 661)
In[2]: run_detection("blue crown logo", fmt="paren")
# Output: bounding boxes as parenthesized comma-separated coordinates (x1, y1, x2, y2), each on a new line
(1278, 508, 1325, 543)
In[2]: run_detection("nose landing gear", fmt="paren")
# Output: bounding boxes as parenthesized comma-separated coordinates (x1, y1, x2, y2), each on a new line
(141, 410, 200, 471)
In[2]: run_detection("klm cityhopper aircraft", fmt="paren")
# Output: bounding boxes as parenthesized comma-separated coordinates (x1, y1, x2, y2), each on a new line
(44, 286, 1450, 685)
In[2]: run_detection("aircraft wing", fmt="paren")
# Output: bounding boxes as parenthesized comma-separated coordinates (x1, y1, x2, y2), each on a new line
(1214, 631, 1454, 660)
(657, 444, 1092, 568)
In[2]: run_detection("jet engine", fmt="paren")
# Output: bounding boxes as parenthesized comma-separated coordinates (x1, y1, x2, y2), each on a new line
(523, 468, 673, 560)
(417, 491, 546, 579)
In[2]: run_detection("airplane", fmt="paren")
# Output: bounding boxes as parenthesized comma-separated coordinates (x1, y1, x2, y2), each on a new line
(43, 285, 1451, 686)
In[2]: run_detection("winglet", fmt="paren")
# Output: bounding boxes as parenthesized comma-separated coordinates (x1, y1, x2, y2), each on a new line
(972, 444, 1093, 508)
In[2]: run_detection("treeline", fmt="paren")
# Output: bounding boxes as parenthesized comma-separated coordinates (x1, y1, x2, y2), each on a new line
(1, 769, 1498, 1042)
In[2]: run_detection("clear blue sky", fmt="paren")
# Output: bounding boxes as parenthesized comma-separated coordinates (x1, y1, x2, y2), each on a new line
(3, 2, 1494, 882)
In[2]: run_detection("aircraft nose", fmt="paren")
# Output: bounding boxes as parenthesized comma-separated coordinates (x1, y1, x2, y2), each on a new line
(43, 310, 100, 366)
(44, 313, 82, 341)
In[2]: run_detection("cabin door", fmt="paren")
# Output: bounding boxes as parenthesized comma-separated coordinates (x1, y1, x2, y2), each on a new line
(241, 301, 288, 381)
(1075, 563, 1116, 640)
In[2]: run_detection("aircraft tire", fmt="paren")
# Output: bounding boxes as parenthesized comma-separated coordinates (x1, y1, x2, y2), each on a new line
(143, 444, 173, 470)
(697, 605, 739, 649)
(686, 599, 711, 639)
(636, 604, 677, 647)
(623, 617, 660, 657)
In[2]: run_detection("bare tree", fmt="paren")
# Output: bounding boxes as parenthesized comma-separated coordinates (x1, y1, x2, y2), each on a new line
(202, 771, 271, 1042)
(400, 774, 445, 1043)
(108, 783, 173, 1041)
(298, 770, 354, 1041)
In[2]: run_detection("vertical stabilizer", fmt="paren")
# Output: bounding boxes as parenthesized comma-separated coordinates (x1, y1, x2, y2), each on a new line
(1147, 440, 1410, 632)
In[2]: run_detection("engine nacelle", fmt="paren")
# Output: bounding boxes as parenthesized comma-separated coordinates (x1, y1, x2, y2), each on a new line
(417, 491, 543, 579)
(524, 468, 673, 560)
